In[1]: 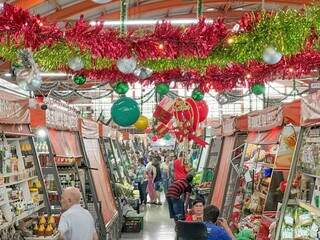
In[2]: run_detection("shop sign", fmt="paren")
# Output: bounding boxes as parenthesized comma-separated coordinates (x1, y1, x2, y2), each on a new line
(301, 91, 320, 125)
(222, 117, 236, 136)
(248, 106, 283, 131)
(0, 98, 29, 124)
(45, 98, 78, 131)
(309, 81, 320, 94)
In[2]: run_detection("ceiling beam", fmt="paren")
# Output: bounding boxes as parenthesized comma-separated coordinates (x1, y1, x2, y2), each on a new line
(98, 0, 312, 20)
(11, 0, 45, 9)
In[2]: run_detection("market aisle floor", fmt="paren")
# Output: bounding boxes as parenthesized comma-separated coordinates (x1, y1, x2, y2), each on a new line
(120, 201, 176, 240)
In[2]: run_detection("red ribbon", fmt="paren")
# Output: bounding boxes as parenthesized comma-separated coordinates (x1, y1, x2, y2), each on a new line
(174, 128, 208, 147)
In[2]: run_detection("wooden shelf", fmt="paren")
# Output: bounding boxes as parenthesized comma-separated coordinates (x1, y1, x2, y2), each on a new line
(1, 176, 38, 187)
(297, 199, 320, 217)
(0, 204, 45, 231)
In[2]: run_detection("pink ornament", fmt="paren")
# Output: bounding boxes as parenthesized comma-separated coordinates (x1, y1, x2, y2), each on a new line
(151, 135, 158, 142)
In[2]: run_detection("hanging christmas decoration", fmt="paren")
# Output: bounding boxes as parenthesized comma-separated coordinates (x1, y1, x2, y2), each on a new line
(262, 47, 282, 65)
(164, 133, 172, 141)
(73, 75, 87, 85)
(192, 89, 204, 101)
(134, 67, 153, 79)
(216, 93, 229, 105)
(111, 97, 140, 127)
(280, 181, 287, 193)
(155, 83, 170, 95)
(112, 82, 129, 95)
(153, 96, 175, 124)
(40, 103, 48, 110)
(117, 57, 137, 74)
(251, 83, 265, 95)
(68, 57, 84, 71)
(151, 135, 158, 142)
(196, 100, 209, 122)
(133, 115, 149, 130)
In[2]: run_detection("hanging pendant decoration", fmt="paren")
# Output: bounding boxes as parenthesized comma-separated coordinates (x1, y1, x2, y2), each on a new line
(73, 75, 87, 85)
(251, 83, 265, 95)
(112, 81, 129, 95)
(111, 97, 140, 127)
(155, 83, 170, 95)
(192, 89, 204, 101)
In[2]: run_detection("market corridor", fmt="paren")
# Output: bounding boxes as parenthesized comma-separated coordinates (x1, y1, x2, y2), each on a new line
(121, 203, 175, 240)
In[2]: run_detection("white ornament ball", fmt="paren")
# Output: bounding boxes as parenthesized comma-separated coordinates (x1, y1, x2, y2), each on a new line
(134, 67, 153, 79)
(263, 47, 282, 65)
(117, 57, 137, 74)
(68, 57, 84, 71)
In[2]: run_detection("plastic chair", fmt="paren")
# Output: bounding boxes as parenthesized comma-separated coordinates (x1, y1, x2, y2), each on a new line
(176, 221, 208, 240)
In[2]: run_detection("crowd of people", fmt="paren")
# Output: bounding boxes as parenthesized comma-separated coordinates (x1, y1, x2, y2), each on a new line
(132, 148, 236, 240)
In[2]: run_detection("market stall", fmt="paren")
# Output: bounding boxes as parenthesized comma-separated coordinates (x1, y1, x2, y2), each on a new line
(275, 92, 320, 240)
(228, 100, 301, 239)
(79, 119, 119, 240)
(30, 98, 86, 214)
(218, 115, 248, 220)
(0, 91, 50, 238)
(199, 124, 224, 204)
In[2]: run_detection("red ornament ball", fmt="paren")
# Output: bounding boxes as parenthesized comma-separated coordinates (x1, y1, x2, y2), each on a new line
(196, 100, 209, 123)
(151, 135, 158, 142)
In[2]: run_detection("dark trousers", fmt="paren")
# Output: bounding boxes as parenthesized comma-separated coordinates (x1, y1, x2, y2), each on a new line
(167, 196, 185, 221)
(138, 180, 148, 204)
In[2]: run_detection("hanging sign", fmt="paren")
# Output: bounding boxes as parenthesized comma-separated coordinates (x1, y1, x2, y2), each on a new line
(45, 98, 78, 131)
(248, 106, 283, 132)
(309, 81, 320, 94)
(301, 91, 320, 125)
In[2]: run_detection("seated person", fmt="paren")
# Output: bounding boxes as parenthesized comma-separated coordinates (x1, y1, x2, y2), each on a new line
(185, 197, 205, 222)
(203, 205, 235, 240)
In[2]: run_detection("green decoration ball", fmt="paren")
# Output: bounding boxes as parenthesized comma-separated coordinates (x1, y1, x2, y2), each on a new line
(111, 97, 140, 127)
(113, 82, 129, 95)
(155, 83, 169, 95)
(251, 84, 265, 95)
(73, 75, 86, 85)
(192, 89, 204, 101)
(164, 133, 172, 141)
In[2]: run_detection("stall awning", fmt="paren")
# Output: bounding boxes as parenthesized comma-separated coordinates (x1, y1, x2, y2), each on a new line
(0, 91, 31, 135)
(248, 100, 300, 132)
(301, 91, 320, 126)
(247, 127, 282, 145)
(48, 129, 82, 157)
(83, 138, 118, 225)
(80, 119, 99, 139)
(222, 114, 248, 136)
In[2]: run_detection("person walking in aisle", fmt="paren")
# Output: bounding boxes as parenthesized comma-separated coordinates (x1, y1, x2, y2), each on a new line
(135, 157, 148, 205)
(58, 187, 98, 240)
(166, 174, 193, 221)
(161, 156, 170, 194)
(146, 157, 157, 204)
(174, 152, 190, 181)
(153, 158, 163, 205)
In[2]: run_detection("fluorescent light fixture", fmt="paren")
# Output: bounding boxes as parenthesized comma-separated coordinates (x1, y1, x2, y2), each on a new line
(90, 19, 214, 27)
(206, 8, 216, 12)
(4, 72, 68, 77)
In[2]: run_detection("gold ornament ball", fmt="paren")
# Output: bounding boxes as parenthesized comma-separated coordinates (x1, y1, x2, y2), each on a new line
(133, 115, 149, 130)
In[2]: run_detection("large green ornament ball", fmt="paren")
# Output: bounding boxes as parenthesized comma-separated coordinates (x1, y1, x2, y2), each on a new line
(73, 75, 86, 85)
(251, 84, 265, 95)
(192, 89, 204, 101)
(155, 83, 169, 95)
(113, 82, 129, 95)
(111, 97, 140, 127)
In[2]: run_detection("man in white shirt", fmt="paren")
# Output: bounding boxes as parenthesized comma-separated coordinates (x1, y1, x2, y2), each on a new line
(58, 187, 98, 240)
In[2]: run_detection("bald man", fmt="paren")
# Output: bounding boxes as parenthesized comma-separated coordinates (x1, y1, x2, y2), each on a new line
(58, 187, 98, 240)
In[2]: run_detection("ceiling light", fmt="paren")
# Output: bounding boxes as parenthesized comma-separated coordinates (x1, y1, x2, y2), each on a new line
(89, 19, 214, 27)
(36, 128, 47, 138)
(4, 72, 69, 77)
(206, 8, 216, 12)
(91, 0, 112, 3)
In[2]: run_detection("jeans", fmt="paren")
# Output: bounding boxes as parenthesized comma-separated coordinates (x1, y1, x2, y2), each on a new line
(167, 197, 184, 221)
(138, 180, 148, 204)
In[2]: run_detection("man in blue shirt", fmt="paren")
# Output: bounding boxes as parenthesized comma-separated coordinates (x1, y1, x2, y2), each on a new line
(203, 205, 235, 240)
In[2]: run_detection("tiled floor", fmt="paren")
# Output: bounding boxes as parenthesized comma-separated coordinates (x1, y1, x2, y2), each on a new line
(120, 202, 176, 240)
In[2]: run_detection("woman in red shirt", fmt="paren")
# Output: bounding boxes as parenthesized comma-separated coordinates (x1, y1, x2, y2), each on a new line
(185, 197, 205, 222)
(174, 152, 190, 181)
